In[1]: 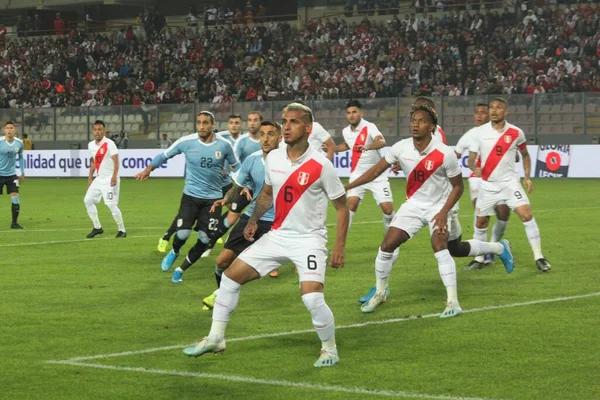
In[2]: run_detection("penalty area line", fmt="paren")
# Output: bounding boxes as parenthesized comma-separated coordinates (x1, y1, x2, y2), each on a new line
(51, 291, 600, 363)
(45, 360, 501, 400)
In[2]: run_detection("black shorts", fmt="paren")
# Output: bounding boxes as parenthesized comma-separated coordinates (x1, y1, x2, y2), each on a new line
(178, 193, 222, 233)
(222, 183, 233, 197)
(229, 188, 252, 213)
(224, 214, 272, 255)
(0, 175, 19, 194)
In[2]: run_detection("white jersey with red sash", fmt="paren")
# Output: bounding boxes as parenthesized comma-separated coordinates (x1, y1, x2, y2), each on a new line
(88, 137, 119, 180)
(342, 118, 386, 182)
(456, 126, 482, 178)
(265, 146, 345, 240)
(468, 121, 526, 186)
(385, 137, 462, 208)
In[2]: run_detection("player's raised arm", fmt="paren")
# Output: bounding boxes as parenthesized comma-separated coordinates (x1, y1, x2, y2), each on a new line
(357, 134, 385, 152)
(334, 141, 350, 153)
(344, 157, 391, 192)
(135, 138, 183, 181)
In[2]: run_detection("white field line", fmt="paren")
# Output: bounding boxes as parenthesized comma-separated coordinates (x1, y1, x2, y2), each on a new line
(0, 207, 600, 239)
(51, 292, 600, 363)
(44, 361, 500, 400)
(0, 235, 158, 247)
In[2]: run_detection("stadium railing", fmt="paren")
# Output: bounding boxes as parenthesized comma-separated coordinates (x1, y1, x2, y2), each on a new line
(2, 93, 599, 146)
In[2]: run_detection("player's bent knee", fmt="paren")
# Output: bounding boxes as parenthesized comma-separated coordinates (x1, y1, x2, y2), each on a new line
(176, 229, 192, 240)
(515, 206, 533, 222)
(300, 281, 324, 296)
(380, 202, 394, 215)
(216, 251, 235, 270)
(224, 259, 260, 285)
(475, 217, 490, 229)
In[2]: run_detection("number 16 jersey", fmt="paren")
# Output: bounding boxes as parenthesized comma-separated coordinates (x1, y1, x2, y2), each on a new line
(385, 138, 462, 208)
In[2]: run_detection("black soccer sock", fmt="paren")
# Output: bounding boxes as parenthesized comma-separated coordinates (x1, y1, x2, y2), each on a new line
(172, 234, 187, 254)
(11, 203, 19, 224)
(215, 267, 224, 287)
(448, 239, 471, 258)
(180, 239, 209, 271)
(163, 216, 178, 241)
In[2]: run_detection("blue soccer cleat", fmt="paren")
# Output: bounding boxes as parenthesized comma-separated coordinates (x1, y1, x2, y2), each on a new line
(172, 269, 183, 283)
(359, 286, 376, 304)
(161, 250, 178, 272)
(498, 239, 515, 274)
(183, 337, 226, 357)
(440, 301, 463, 319)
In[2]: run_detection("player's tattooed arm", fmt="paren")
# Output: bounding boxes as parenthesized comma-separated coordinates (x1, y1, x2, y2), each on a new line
(248, 184, 273, 224)
(519, 146, 533, 193)
(468, 151, 481, 177)
(344, 158, 391, 192)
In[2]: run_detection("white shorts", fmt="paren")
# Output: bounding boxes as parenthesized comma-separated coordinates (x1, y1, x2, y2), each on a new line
(238, 230, 329, 284)
(347, 178, 393, 205)
(390, 201, 455, 239)
(468, 176, 481, 202)
(84, 178, 120, 205)
(475, 180, 530, 217)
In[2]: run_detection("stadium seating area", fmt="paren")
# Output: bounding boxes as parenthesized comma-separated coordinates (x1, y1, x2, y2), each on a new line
(0, 3, 599, 141)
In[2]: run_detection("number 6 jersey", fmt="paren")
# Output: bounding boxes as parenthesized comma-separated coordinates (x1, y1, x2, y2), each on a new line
(385, 138, 462, 208)
(265, 146, 345, 239)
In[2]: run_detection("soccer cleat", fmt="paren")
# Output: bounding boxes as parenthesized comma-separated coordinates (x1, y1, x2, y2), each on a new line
(313, 350, 340, 367)
(498, 240, 514, 273)
(157, 238, 169, 253)
(86, 227, 104, 238)
(216, 237, 224, 245)
(161, 250, 178, 272)
(172, 269, 183, 283)
(440, 301, 463, 319)
(183, 337, 226, 357)
(464, 260, 485, 270)
(202, 305, 210, 311)
(203, 292, 217, 309)
(484, 253, 495, 265)
(536, 258, 552, 272)
(116, 231, 127, 238)
(360, 290, 388, 313)
(201, 248, 212, 258)
(359, 286, 376, 304)
(10, 223, 24, 229)
(268, 270, 279, 278)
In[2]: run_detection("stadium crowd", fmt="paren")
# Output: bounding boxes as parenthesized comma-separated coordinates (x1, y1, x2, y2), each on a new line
(0, 3, 598, 109)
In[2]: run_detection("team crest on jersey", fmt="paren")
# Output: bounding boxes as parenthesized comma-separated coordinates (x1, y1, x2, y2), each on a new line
(424, 160, 435, 171)
(215, 151, 222, 159)
(297, 172, 310, 185)
(504, 135, 513, 144)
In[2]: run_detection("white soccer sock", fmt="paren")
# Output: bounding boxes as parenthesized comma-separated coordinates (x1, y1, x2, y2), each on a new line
(85, 202, 102, 229)
(473, 227, 488, 262)
(108, 204, 125, 231)
(491, 220, 508, 242)
(383, 213, 393, 234)
(435, 249, 458, 303)
(523, 218, 544, 260)
(302, 292, 336, 353)
(466, 239, 503, 257)
(209, 275, 241, 342)
(375, 247, 395, 293)
(348, 210, 355, 231)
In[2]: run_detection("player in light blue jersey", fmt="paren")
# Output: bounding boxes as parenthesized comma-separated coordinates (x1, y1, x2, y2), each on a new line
(0, 121, 25, 229)
(135, 111, 239, 283)
(156, 114, 245, 254)
(201, 121, 281, 309)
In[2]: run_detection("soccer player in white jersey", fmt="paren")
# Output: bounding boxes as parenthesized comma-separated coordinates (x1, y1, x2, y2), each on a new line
(456, 103, 511, 270)
(336, 99, 394, 233)
(468, 98, 551, 272)
(84, 120, 126, 238)
(183, 103, 349, 368)
(345, 105, 514, 317)
(282, 101, 336, 161)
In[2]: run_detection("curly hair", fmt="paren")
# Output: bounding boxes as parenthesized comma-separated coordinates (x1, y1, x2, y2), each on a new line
(410, 104, 439, 129)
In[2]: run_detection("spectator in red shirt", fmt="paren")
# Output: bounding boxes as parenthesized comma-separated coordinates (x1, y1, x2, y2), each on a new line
(53, 13, 66, 36)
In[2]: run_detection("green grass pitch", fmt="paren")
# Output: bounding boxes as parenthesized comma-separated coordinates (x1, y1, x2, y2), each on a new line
(1, 178, 598, 400)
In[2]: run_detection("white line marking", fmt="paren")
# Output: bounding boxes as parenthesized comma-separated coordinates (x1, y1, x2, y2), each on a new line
(45, 361, 500, 400)
(55, 292, 600, 363)
(0, 235, 158, 247)
(3, 206, 598, 234)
